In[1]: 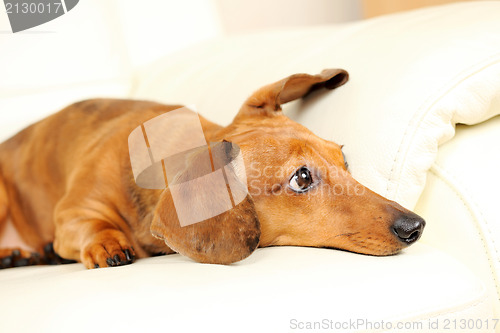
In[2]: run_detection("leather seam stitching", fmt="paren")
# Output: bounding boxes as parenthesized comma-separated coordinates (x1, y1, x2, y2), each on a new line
(429, 164, 499, 299)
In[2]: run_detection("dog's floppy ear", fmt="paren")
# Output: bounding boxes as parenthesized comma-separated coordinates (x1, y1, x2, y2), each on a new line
(236, 68, 348, 119)
(150, 141, 260, 264)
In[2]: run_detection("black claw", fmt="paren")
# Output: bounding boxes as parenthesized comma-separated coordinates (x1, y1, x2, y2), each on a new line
(0, 251, 46, 269)
(113, 255, 121, 265)
(106, 258, 114, 267)
(30, 252, 41, 265)
(13, 258, 29, 267)
(1, 256, 12, 268)
(94, 263, 100, 268)
(45, 257, 58, 265)
(124, 249, 132, 261)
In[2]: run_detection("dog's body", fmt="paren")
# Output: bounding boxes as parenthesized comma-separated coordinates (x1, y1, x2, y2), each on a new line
(0, 100, 190, 265)
(0, 69, 425, 269)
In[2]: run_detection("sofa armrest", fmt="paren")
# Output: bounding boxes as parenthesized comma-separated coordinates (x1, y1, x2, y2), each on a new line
(415, 115, 500, 307)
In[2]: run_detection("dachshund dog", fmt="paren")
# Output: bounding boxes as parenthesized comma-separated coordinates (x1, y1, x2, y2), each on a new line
(0, 69, 425, 269)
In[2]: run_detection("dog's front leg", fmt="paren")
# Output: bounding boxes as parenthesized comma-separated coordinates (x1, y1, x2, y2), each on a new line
(54, 209, 136, 269)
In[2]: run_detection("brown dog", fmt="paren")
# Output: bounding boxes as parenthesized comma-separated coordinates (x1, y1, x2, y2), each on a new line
(0, 69, 425, 269)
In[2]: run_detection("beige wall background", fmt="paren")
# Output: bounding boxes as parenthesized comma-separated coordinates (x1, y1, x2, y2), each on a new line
(214, 0, 362, 34)
(214, 0, 481, 33)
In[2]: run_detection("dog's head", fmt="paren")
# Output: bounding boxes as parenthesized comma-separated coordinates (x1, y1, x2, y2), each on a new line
(152, 69, 425, 263)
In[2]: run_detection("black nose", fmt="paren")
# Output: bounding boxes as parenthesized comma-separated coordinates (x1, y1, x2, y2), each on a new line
(391, 214, 425, 245)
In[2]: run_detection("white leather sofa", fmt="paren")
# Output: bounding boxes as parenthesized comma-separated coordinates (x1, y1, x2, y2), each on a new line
(0, 2, 499, 332)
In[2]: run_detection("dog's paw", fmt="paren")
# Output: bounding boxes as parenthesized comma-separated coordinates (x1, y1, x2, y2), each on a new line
(81, 230, 136, 269)
(0, 248, 41, 269)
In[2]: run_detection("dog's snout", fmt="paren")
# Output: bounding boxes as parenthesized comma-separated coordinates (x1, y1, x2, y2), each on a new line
(391, 215, 425, 245)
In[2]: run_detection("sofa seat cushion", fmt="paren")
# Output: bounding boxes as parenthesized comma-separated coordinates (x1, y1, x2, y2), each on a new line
(0, 244, 492, 333)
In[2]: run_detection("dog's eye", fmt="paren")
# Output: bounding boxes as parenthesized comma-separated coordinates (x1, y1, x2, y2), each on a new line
(289, 166, 313, 193)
